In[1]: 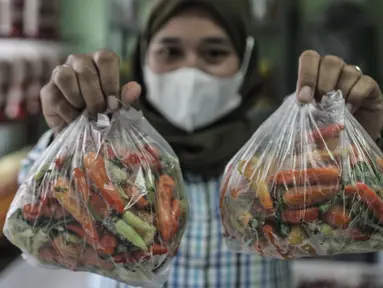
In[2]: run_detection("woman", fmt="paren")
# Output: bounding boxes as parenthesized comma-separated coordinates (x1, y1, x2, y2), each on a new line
(20, 0, 383, 287)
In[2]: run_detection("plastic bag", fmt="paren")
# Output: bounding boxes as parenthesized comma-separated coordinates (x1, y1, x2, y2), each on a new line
(3, 107, 188, 287)
(220, 90, 383, 259)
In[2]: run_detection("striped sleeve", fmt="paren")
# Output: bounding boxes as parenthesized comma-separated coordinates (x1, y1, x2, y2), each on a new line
(18, 130, 54, 185)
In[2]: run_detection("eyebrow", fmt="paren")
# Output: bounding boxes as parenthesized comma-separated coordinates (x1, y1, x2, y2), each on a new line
(201, 37, 231, 46)
(154, 36, 230, 46)
(155, 37, 182, 45)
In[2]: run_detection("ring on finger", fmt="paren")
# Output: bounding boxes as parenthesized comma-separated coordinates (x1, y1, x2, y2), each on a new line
(355, 65, 363, 75)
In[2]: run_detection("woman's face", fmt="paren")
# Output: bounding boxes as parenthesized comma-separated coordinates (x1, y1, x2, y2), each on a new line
(146, 7, 240, 78)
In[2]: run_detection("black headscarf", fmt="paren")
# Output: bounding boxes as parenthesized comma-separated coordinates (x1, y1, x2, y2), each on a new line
(131, 0, 275, 177)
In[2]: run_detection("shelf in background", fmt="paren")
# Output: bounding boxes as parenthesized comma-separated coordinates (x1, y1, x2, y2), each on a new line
(293, 260, 383, 287)
(0, 38, 68, 54)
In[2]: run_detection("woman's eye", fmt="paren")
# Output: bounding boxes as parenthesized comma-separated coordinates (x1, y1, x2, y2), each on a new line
(157, 47, 183, 60)
(204, 49, 230, 63)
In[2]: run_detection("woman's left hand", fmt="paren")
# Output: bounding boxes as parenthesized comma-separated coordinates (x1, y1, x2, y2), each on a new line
(296, 50, 383, 140)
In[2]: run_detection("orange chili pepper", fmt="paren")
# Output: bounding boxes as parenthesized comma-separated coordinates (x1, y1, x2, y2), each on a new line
(156, 175, 175, 243)
(170, 199, 181, 238)
(270, 167, 340, 186)
(309, 123, 344, 142)
(83, 152, 127, 214)
(345, 183, 383, 223)
(282, 207, 319, 224)
(376, 157, 383, 172)
(53, 177, 99, 240)
(158, 175, 176, 201)
(283, 185, 339, 208)
(323, 206, 351, 229)
(73, 168, 90, 202)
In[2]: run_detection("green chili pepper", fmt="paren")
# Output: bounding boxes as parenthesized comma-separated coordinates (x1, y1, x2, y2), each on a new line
(114, 218, 147, 251)
(141, 229, 156, 246)
(107, 160, 128, 183)
(180, 199, 188, 214)
(319, 203, 331, 215)
(288, 226, 307, 245)
(280, 223, 291, 237)
(320, 223, 334, 236)
(122, 210, 155, 232)
(34, 164, 50, 181)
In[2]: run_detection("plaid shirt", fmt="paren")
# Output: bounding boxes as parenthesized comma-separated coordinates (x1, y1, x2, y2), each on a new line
(19, 131, 293, 288)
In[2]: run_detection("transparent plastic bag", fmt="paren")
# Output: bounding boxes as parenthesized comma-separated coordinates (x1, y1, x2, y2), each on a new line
(3, 107, 188, 287)
(220, 90, 383, 259)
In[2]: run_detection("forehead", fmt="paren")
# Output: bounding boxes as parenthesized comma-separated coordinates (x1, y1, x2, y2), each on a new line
(151, 7, 229, 42)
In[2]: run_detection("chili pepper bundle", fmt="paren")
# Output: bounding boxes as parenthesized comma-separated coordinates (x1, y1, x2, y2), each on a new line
(3, 107, 188, 287)
(220, 91, 383, 259)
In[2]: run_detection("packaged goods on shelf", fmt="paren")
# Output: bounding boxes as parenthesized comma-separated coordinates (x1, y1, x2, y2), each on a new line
(0, 0, 25, 38)
(0, 41, 63, 121)
(24, 0, 60, 39)
(0, 0, 60, 39)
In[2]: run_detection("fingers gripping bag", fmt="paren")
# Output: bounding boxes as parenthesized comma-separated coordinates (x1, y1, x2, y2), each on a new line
(220, 90, 383, 259)
(3, 105, 188, 287)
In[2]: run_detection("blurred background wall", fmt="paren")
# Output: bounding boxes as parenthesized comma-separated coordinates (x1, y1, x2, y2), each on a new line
(1, 1, 383, 287)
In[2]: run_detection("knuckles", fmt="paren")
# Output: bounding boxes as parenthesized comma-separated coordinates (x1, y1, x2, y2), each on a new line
(321, 55, 344, 69)
(93, 49, 120, 66)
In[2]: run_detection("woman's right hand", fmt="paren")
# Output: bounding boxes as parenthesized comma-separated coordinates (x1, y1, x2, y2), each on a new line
(40, 49, 142, 134)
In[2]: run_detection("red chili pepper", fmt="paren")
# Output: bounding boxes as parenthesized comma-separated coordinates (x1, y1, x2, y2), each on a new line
(23, 204, 40, 221)
(40, 184, 55, 206)
(66, 224, 117, 255)
(150, 244, 169, 255)
(112, 253, 126, 264)
(22, 202, 70, 221)
(105, 146, 117, 160)
(88, 193, 109, 220)
(348, 228, 370, 241)
(125, 185, 149, 209)
(142, 144, 160, 159)
(270, 167, 340, 186)
(323, 206, 351, 229)
(283, 185, 339, 208)
(98, 233, 118, 255)
(282, 207, 319, 224)
(253, 239, 265, 256)
(112, 244, 168, 264)
(54, 157, 65, 169)
(309, 123, 344, 143)
(73, 168, 90, 202)
(83, 152, 127, 214)
(345, 183, 383, 222)
(142, 144, 162, 169)
(262, 225, 292, 259)
(123, 153, 141, 166)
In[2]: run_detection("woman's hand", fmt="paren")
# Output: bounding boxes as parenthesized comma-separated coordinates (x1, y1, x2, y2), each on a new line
(296, 50, 383, 140)
(40, 49, 141, 134)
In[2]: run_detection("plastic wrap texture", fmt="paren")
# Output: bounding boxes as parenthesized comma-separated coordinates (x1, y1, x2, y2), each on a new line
(220, 90, 383, 259)
(3, 107, 188, 287)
